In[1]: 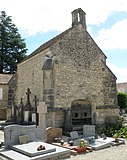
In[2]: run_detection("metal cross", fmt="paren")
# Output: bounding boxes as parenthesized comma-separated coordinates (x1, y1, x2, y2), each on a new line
(33, 95, 38, 108)
(26, 88, 31, 104)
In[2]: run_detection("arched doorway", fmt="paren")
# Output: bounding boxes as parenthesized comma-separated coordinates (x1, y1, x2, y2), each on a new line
(71, 99, 92, 130)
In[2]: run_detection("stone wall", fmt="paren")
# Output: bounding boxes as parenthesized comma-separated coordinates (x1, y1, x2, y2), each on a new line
(0, 84, 8, 119)
(16, 49, 50, 104)
(46, 110, 65, 127)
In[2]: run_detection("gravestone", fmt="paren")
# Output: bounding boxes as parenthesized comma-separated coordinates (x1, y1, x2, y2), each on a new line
(24, 88, 32, 122)
(46, 127, 62, 143)
(37, 102, 47, 129)
(83, 125, 95, 137)
(70, 131, 79, 140)
(70, 131, 80, 145)
(4, 124, 45, 148)
(32, 113, 36, 123)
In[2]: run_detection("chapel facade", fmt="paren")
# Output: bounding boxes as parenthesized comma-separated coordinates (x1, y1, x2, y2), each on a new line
(13, 8, 119, 130)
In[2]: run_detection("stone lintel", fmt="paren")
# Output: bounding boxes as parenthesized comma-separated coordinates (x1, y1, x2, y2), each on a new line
(47, 107, 65, 111)
(96, 105, 119, 109)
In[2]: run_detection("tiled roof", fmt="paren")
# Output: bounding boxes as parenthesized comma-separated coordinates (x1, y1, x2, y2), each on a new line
(0, 74, 13, 85)
(117, 83, 127, 93)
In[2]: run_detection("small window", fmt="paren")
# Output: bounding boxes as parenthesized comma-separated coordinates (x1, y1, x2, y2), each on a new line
(78, 13, 80, 22)
(75, 113, 78, 118)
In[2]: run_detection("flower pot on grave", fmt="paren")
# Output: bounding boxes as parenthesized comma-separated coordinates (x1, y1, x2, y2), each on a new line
(74, 147, 87, 153)
(115, 138, 119, 143)
(69, 140, 74, 146)
(60, 140, 64, 145)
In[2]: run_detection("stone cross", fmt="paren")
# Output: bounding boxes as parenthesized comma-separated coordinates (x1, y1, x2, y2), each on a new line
(37, 102, 47, 129)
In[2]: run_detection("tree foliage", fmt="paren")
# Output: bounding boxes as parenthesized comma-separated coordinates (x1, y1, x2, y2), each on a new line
(0, 11, 27, 73)
(117, 92, 127, 109)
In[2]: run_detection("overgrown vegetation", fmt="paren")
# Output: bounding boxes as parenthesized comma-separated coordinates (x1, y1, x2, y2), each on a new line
(96, 116, 127, 138)
(102, 126, 127, 138)
(117, 92, 127, 109)
(113, 127, 127, 139)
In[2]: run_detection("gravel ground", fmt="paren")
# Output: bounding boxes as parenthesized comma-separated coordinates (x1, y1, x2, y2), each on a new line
(65, 142, 127, 160)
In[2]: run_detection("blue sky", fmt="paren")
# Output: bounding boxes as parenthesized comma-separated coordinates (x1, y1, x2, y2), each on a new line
(1, 0, 127, 83)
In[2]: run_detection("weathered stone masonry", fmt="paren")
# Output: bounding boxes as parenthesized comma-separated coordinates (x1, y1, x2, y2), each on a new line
(14, 8, 119, 129)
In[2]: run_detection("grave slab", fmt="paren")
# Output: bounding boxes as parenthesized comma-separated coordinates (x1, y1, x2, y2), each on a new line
(11, 142, 56, 157)
(89, 137, 115, 150)
(96, 137, 115, 143)
(0, 142, 70, 160)
(90, 140, 110, 150)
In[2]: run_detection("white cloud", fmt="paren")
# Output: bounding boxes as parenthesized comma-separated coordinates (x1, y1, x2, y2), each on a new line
(107, 62, 127, 83)
(95, 19, 127, 50)
(1, 0, 127, 35)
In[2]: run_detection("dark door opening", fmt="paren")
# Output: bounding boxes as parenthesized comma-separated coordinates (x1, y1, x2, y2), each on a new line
(71, 100, 92, 128)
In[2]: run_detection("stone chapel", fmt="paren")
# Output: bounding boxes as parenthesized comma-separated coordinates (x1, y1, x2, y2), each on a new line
(11, 8, 119, 131)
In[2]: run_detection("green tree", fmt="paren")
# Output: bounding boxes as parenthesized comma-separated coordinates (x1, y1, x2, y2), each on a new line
(0, 11, 27, 73)
(117, 92, 127, 109)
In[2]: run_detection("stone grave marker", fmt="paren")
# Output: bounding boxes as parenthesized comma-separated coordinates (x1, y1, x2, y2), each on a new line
(37, 101, 47, 129)
(70, 131, 80, 145)
(4, 124, 45, 148)
(83, 125, 95, 137)
(46, 127, 62, 143)
(32, 113, 36, 123)
(4, 125, 36, 148)
(70, 131, 80, 140)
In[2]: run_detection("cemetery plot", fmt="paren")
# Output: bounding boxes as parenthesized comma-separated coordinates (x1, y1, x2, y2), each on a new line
(11, 142, 56, 157)
(89, 140, 110, 150)
(0, 143, 70, 160)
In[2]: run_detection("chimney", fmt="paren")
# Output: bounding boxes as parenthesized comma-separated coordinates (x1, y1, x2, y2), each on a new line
(72, 8, 86, 28)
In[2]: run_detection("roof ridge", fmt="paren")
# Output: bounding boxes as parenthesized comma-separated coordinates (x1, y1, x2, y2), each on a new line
(18, 27, 72, 64)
